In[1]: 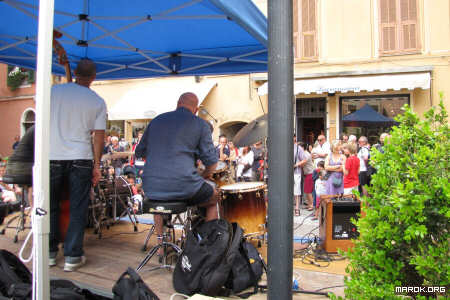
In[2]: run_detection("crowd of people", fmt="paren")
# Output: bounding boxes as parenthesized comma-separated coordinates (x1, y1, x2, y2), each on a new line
(293, 132, 390, 219)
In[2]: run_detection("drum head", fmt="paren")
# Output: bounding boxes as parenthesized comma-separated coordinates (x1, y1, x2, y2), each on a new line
(214, 161, 227, 173)
(220, 181, 266, 193)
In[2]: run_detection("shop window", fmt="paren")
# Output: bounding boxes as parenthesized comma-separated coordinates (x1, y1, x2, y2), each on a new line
(379, 0, 420, 55)
(341, 95, 408, 145)
(293, 0, 318, 60)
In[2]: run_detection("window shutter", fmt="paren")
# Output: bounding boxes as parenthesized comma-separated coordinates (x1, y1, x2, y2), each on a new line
(293, 0, 299, 58)
(400, 0, 418, 50)
(380, 0, 397, 52)
(301, 0, 316, 58)
(380, 0, 419, 53)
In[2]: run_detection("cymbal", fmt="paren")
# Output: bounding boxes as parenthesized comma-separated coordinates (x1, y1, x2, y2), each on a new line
(101, 152, 133, 161)
(232, 114, 267, 147)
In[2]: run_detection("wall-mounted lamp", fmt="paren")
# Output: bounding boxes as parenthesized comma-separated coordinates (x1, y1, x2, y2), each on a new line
(199, 107, 218, 123)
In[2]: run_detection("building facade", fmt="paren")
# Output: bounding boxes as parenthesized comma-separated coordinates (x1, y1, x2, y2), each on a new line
(255, 0, 450, 145)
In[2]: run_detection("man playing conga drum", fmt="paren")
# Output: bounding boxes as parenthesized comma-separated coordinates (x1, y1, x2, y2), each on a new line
(135, 92, 220, 238)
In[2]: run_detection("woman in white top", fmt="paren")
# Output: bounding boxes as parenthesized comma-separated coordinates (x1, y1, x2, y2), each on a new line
(236, 146, 254, 182)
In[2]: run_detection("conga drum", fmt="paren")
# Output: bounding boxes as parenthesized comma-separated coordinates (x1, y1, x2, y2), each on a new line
(220, 182, 267, 235)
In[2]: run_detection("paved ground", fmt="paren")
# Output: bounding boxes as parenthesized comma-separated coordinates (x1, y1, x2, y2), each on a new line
(0, 204, 344, 300)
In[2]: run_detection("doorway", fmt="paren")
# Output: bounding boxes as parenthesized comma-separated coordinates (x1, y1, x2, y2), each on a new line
(297, 117, 325, 146)
(296, 98, 326, 147)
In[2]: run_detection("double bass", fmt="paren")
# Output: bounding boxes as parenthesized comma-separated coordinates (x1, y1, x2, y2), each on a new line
(53, 29, 72, 240)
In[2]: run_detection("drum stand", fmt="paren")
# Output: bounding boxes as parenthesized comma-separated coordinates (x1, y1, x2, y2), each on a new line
(113, 193, 138, 232)
(89, 186, 111, 239)
(112, 176, 138, 232)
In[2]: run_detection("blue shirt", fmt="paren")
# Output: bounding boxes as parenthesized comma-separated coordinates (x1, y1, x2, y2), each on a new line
(135, 107, 217, 200)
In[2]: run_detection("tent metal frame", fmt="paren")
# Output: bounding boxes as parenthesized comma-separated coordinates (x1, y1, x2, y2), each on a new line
(0, 0, 267, 78)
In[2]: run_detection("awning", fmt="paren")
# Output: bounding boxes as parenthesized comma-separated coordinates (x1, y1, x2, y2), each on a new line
(106, 79, 217, 120)
(257, 72, 431, 95)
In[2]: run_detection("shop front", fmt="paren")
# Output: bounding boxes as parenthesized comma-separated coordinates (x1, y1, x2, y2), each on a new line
(257, 68, 432, 144)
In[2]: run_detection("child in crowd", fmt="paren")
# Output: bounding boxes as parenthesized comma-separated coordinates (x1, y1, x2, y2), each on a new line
(313, 170, 327, 220)
(342, 143, 360, 195)
(312, 161, 325, 216)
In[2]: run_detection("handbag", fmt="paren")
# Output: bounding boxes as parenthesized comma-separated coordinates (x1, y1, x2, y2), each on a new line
(331, 175, 342, 188)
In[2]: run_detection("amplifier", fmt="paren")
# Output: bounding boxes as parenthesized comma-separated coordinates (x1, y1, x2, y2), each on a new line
(319, 195, 361, 253)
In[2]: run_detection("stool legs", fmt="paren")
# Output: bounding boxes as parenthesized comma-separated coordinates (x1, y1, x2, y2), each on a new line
(137, 225, 181, 272)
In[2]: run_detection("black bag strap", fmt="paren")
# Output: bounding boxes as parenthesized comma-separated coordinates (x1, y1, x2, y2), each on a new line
(233, 242, 259, 299)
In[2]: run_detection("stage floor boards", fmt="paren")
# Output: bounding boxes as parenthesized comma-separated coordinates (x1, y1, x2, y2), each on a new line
(0, 213, 345, 299)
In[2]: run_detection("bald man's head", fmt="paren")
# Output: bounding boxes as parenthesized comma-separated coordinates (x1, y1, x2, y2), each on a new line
(177, 92, 199, 114)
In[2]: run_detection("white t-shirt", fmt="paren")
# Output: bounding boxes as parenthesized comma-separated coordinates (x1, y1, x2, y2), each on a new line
(236, 150, 254, 178)
(50, 83, 107, 160)
(312, 142, 331, 167)
(357, 146, 370, 172)
(315, 178, 327, 197)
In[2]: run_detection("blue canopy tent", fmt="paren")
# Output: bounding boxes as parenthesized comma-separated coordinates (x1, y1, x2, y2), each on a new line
(0, 0, 267, 79)
(343, 104, 397, 127)
(0, 1, 269, 299)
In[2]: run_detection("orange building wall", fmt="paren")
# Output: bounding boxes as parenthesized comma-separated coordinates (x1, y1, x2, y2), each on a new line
(0, 64, 36, 158)
(0, 98, 35, 158)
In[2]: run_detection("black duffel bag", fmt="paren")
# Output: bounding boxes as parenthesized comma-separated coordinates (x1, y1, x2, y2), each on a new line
(112, 267, 159, 300)
(0, 249, 32, 297)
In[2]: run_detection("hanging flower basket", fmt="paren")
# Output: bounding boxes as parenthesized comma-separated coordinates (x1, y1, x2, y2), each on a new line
(7, 67, 28, 91)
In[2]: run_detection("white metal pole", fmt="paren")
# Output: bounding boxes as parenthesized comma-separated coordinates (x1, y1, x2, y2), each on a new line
(33, 0, 54, 299)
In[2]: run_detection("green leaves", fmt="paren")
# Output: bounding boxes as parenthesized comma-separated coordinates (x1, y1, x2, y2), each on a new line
(336, 99, 450, 299)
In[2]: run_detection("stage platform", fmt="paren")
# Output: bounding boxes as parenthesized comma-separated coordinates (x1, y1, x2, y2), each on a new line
(0, 211, 345, 299)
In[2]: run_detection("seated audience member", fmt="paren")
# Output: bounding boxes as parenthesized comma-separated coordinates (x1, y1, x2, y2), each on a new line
(227, 141, 238, 180)
(216, 134, 230, 162)
(108, 136, 126, 176)
(251, 141, 265, 181)
(236, 146, 254, 182)
(135, 92, 220, 244)
(342, 143, 360, 195)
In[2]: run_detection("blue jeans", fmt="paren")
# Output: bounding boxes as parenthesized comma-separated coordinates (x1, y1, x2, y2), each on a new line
(50, 160, 92, 257)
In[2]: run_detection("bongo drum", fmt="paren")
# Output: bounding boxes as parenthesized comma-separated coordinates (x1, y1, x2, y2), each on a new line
(220, 182, 266, 235)
(212, 161, 230, 187)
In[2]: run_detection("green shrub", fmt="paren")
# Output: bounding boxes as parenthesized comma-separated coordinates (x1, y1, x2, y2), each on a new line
(333, 99, 449, 300)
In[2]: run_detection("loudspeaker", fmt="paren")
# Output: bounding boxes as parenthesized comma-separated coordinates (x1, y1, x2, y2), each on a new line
(319, 195, 361, 253)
